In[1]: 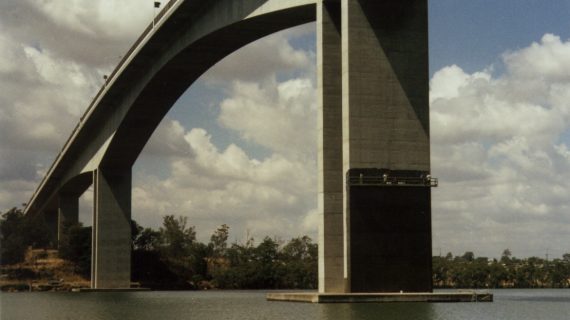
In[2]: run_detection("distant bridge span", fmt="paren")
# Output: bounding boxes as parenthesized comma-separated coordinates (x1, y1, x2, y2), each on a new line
(25, 0, 432, 293)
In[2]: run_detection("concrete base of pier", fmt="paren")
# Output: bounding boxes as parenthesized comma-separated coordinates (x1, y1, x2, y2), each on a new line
(266, 291, 493, 303)
(72, 288, 150, 293)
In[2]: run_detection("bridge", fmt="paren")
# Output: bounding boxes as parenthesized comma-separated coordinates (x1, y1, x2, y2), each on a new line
(24, 0, 431, 293)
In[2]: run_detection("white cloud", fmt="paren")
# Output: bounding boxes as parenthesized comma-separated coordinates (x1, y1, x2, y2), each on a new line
(142, 118, 192, 158)
(504, 34, 570, 82)
(26, 0, 151, 40)
(431, 34, 570, 258)
(218, 78, 317, 158)
(133, 126, 317, 242)
(205, 23, 315, 83)
(0, 0, 149, 211)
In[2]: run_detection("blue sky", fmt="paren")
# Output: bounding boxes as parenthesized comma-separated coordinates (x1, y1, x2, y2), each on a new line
(430, 0, 570, 75)
(1, 0, 569, 259)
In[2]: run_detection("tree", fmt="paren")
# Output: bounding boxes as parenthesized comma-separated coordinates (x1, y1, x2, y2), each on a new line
(159, 215, 196, 259)
(501, 249, 512, 264)
(254, 237, 282, 288)
(209, 224, 229, 257)
(58, 223, 92, 277)
(0, 208, 26, 264)
(280, 236, 318, 289)
(462, 251, 475, 262)
(134, 228, 161, 251)
(0, 207, 51, 265)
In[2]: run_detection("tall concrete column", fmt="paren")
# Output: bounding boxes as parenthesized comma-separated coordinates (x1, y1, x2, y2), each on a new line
(58, 194, 79, 247)
(44, 209, 59, 249)
(92, 168, 132, 289)
(341, 0, 432, 292)
(317, 0, 345, 293)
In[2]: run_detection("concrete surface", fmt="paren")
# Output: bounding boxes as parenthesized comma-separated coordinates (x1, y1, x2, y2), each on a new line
(266, 291, 493, 303)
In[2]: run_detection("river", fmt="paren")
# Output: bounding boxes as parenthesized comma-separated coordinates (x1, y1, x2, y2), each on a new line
(1, 289, 569, 320)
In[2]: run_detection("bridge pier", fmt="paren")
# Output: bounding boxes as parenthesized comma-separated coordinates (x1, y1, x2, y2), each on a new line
(317, 0, 431, 293)
(91, 168, 132, 289)
(57, 194, 79, 247)
(44, 209, 59, 248)
(317, 0, 345, 293)
(340, 0, 431, 292)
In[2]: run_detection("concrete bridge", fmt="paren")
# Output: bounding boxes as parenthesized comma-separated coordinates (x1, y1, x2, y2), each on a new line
(25, 0, 432, 293)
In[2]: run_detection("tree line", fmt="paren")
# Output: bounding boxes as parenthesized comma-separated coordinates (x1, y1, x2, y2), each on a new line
(130, 216, 318, 289)
(1, 207, 569, 289)
(433, 250, 570, 289)
(0, 207, 317, 290)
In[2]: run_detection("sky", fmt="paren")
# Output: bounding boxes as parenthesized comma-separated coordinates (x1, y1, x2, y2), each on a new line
(1, 0, 569, 259)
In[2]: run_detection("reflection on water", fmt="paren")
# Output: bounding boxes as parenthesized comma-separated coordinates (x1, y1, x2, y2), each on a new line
(318, 302, 437, 320)
(1, 290, 569, 320)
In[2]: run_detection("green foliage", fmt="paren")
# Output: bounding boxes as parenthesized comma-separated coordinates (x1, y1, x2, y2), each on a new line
(209, 235, 318, 289)
(433, 250, 570, 289)
(134, 227, 161, 251)
(3, 206, 567, 291)
(58, 223, 91, 278)
(209, 224, 229, 257)
(280, 236, 318, 289)
(159, 215, 196, 259)
(0, 207, 51, 265)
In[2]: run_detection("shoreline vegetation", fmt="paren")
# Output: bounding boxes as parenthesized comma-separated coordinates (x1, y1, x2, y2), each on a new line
(1, 207, 569, 292)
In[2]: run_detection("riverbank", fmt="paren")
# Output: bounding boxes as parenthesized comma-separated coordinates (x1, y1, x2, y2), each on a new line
(0, 248, 89, 292)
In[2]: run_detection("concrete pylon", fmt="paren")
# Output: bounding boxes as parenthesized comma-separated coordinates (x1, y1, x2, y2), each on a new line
(58, 194, 79, 247)
(92, 168, 132, 289)
(317, 0, 345, 293)
(44, 209, 59, 248)
(341, 0, 432, 292)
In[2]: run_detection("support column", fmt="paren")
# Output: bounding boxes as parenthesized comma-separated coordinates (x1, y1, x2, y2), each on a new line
(341, 0, 432, 292)
(44, 209, 59, 249)
(58, 194, 79, 247)
(92, 168, 132, 289)
(317, 0, 345, 293)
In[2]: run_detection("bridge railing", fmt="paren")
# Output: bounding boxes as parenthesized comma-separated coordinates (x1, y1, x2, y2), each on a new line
(27, 0, 181, 212)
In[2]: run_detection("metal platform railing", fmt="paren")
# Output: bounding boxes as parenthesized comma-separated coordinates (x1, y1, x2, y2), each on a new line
(347, 174, 438, 187)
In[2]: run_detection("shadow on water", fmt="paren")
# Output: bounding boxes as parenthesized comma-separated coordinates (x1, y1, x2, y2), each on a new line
(318, 302, 437, 320)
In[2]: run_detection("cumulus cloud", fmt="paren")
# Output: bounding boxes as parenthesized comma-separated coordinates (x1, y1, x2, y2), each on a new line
(218, 77, 317, 158)
(0, 0, 151, 210)
(0, 33, 100, 205)
(205, 23, 315, 83)
(142, 118, 193, 158)
(133, 126, 317, 242)
(0, 0, 151, 67)
(430, 34, 570, 258)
